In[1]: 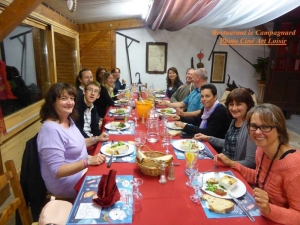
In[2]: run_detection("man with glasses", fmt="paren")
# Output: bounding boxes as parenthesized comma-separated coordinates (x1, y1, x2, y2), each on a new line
(112, 67, 126, 95)
(75, 81, 106, 145)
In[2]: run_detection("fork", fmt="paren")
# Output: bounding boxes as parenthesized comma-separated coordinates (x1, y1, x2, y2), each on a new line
(214, 161, 219, 179)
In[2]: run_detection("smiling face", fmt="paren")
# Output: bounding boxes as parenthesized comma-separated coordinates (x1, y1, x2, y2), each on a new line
(105, 74, 115, 87)
(201, 88, 217, 110)
(79, 70, 93, 87)
(249, 112, 279, 150)
(53, 91, 75, 119)
(113, 68, 120, 79)
(186, 69, 194, 84)
(168, 70, 177, 83)
(84, 84, 100, 104)
(228, 101, 248, 120)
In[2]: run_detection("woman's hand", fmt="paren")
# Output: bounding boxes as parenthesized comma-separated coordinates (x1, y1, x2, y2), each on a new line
(253, 187, 271, 215)
(122, 79, 126, 84)
(172, 114, 180, 121)
(194, 133, 210, 141)
(214, 153, 235, 168)
(88, 154, 106, 166)
(98, 132, 109, 142)
(174, 121, 186, 128)
(175, 108, 184, 116)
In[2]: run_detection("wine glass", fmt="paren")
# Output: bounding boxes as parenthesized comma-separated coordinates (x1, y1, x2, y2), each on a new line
(135, 132, 146, 147)
(190, 172, 204, 203)
(162, 131, 172, 154)
(185, 164, 198, 187)
(121, 192, 133, 215)
(131, 178, 143, 212)
(132, 111, 139, 127)
(184, 148, 199, 175)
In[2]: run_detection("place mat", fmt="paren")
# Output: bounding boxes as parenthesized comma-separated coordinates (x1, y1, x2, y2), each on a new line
(102, 142, 137, 163)
(200, 170, 260, 219)
(172, 140, 214, 160)
(105, 121, 135, 135)
(67, 175, 133, 225)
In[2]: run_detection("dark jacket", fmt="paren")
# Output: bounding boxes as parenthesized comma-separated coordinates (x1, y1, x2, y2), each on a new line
(94, 85, 116, 118)
(181, 103, 231, 141)
(166, 80, 183, 98)
(114, 79, 126, 95)
(17, 134, 47, 224)
(75, 96, 101, 137)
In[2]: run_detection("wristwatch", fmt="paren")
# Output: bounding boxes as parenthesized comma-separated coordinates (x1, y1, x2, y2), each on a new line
(66, 0, 77, 12)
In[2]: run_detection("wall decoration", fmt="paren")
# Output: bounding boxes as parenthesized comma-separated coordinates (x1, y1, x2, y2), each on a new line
(146, 42, 167, 74)
(210, 52, 227, 83)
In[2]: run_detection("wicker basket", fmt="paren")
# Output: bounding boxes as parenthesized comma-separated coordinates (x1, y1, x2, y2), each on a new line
(135, 145, 172, 176)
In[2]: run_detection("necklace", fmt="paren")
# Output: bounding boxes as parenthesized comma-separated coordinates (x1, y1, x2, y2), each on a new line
(255, 143, 282, 189)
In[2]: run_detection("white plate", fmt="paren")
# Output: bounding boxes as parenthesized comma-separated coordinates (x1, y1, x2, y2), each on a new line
(100, 142, 135, 157)
(202, 172, 247, 199)
(104, 122, 130, 130)
(110, 108, 129, 115)
(155, 94, 166, 98)
(156, 108, 176, 114)
(154, 89, 165, 94)
(166, 121, 183, 130)
(172, 139, 205, 151)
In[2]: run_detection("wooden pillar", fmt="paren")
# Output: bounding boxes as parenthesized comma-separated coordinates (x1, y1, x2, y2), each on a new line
(0, 0, 43, 42)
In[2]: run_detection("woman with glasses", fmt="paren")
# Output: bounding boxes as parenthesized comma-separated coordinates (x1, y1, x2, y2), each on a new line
(112, 67, 126, 95)
(215, 103, 300, 224)
(37, 83, 108, 197)
(194, 88, 256, 168)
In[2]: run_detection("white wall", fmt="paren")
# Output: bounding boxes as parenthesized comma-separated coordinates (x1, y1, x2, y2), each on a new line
(116, 26, 269, 99)
(4, 26, 37, 85)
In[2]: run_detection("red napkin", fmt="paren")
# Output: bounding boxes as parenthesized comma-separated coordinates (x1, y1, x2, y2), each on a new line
(155, 104, 167, 108)
(93, 170, 120, 207)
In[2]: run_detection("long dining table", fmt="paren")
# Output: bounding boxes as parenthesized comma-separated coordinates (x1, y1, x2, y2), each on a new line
(72, 104, 278, 225)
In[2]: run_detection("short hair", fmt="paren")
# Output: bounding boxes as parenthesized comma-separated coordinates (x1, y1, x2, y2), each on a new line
(186, 68, 195, 74)
(95, 67, 107, 83)
(225, 88, 255, 114)
(246, 103, 289, 144)
(200, 83, 217, 96)
(75, 68, 91, 87)
(85, 81, 101, 90)
(111, 68, 120, 73)
(195, 68, 208, 80)
(166, 67, 181, 86)
(40, 83, 78, 123)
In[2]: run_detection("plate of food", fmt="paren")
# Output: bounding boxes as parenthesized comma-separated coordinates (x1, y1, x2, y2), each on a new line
(115, 99, 129, 104)
(100, 141, 135, 157)
(202, 172, 246, 199)
(154, 89, 165, 94)
(172, 139, 205, 152)
(105, 122, 130, 130)
(110, 108, 129, 115)
(166, 121, 183, 130)
(157, 108, 175, 114)
(155, 94, 166, 98)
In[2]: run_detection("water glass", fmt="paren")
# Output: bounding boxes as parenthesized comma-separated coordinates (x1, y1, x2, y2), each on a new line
(135, 132, 146, 146)
(190, 172, 204, 203)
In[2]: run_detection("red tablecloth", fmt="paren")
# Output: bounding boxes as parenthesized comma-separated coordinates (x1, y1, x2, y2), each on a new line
(74, 108, 276, 225)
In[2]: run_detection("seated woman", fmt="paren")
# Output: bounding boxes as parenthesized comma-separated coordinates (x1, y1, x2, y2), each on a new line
(94, 72, 124, 118)
(95, 66, 107, 84)
(37, 83, 109, 198)
(166, 67, 183, 98)
(174, 84, 231, 151)
(112, 67, 126, 95)
(194, 88, 256, 168)
(216, 103, 300, 224)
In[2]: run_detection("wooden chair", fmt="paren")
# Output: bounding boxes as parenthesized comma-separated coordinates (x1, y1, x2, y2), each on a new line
(0, 160, 32, 225)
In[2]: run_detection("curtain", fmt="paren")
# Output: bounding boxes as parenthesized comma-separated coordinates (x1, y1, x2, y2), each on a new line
(150, 0, 220, 31)
(188, 0, 300, 29)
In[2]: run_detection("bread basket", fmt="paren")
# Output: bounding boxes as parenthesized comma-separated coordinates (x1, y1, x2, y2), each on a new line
(135, 145, 173, 176)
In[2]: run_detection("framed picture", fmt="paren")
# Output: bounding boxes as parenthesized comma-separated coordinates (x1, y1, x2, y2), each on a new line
(146, 42, 167, 74)
(210, 51, 227, 83)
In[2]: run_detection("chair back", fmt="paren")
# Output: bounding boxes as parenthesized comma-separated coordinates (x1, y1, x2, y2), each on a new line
(0, 160, 32, 225)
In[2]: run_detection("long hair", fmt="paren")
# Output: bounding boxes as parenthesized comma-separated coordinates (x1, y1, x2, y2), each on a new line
(225, 88, 255, 119)
(95, 67, 107, 84)
(75, 68, 91, 87)
(102, 72, 114, 97)
(40, 83, 78, 123)
(246, 103, 289, 144)
(166, 67, 181, 86)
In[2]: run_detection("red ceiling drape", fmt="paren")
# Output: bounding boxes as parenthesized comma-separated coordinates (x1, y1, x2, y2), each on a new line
(150, 0, 220, 31)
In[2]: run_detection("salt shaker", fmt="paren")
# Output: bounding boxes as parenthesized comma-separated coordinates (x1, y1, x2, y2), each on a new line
(159, 163, 167, 184)
(168, 162, 175, 180)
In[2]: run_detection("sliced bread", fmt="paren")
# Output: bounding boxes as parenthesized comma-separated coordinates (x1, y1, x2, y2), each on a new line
(202, 194, 234, 214)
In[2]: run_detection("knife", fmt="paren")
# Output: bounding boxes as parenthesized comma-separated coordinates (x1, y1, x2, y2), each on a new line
(107, 140, 114, 168)
(227, 190, 255, 222)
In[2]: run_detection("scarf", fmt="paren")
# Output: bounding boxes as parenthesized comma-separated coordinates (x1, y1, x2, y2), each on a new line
(199, 100, 220, 128)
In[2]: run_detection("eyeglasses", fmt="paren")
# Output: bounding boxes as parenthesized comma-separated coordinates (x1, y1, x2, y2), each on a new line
(85, 88, 100, 94)
(248, 123, 276, 133)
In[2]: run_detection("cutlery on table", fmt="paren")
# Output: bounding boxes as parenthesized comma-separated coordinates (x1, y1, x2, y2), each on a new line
(227, 189, 255, 222)
(107, 140, 114, 168)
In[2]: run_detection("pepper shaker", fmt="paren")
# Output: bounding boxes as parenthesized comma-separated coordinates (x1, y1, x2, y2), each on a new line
(168, 162, 175, 180)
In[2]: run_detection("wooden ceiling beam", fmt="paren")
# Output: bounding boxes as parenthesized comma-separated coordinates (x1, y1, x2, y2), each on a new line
(0, 0, 43, 42)
(78, 18, 144, 33)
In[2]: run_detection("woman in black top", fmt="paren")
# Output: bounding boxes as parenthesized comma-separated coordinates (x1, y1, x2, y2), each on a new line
(166, 67, 183, 98)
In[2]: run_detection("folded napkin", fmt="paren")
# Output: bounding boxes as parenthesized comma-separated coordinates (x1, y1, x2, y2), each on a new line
(93, 170, 120, 207)
(155, 104, 167, 108)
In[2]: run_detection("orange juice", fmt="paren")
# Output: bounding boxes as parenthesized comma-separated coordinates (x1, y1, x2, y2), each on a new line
(136, 100, 152, 119)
